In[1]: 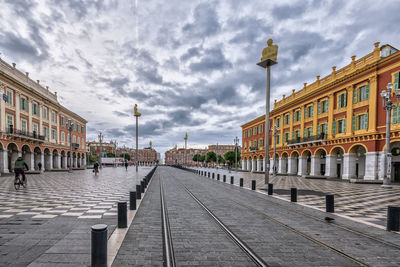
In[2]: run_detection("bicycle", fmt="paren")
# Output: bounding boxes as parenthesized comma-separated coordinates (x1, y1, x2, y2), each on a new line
(14, 172, 27, 190)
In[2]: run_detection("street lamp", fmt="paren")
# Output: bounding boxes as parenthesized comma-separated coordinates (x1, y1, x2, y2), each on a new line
(134, 104, 141, 172)
(257, 38, 278, 184)
(67, 119, 74, 173)
(381, 82, 400, 188)
(184, 132, 188, 167)
(216, 142, 219, 169)
(113, 140, 118, 167)
(98, 131, 103, 169)
(273, 123, 279, 176)
(234, 136, 239, 172)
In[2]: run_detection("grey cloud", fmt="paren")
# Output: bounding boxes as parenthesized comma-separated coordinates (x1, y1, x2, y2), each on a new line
(189, 47, 232, 73)
(180, 47, 201, 62)
(99, 77, 130, 96)
(113, 111, 130, 118)
(182, 2, 220, 39)
(272, 2, 308, 20)
(75, 49, 93, 69)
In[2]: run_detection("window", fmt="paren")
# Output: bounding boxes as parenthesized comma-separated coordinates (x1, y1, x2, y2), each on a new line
(73, 135, 76, 143)
(295, 130, 300, 139)
(305, 105, 314, 119)
(333, 119, 346, 134)
(284, 114, 290, 125)
(244, 142, 246, 149)
(276, 134, 280, 144)
(43, 107, 47, 119)
(21, 119, 27, 133)
(43, 126, 49, 137)
(353, 113, 369, 130)
(337, 92, 347, 109)
(394, 72, 399, 91)
(259, 124, 264, 133)
(318, 99, 329, 114)
(284, 132, 289, 142)
(318, 123, 328, 136)
(51, 129, 56, 140)
(307, 127, 313, 137)
(276, 118, 280, 127)
(393, 107, 400, 124)
(33, 123, 38, 134)
(354, 84, 370, 103)
(253, 126, 258, 135)
(32, 103, 38, 115)
(294, 110, 301, 122)
(61, 116, 65, 126)
(51, 111, 56, 123)
(19, 97, 28, 112)
(7, 114, 13, 129)
(6, 90, 13, 105)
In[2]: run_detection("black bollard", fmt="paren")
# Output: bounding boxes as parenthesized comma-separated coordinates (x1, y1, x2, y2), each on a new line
(118, 202, 127, 228)
(223, 175, 226, 182)
(91, 224, 107, 267)
(130, 191, 137, 210)
(251, 180, 256, 190)
(291, 188, 297, 202)
(136, 184, 142, 199)
(240, 178, 243, 187)
(268, 183, 273, 195)
(230, 176, 234, 184)
(141, 181, 145, 193)
(387, 206, 400, 231)
(326, 195, 334, 213)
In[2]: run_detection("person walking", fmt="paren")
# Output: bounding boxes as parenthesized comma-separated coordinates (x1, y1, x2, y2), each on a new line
(124, 160, 128, 171)
(37, 162, 42, 171)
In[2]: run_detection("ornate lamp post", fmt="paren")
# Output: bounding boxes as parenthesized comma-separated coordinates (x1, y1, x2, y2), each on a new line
(134, 104, 141, 172)
(98, 131, 103, 169)
(381, 82, 400, 188)
(67, 119, 74, 173)
(234, 136, 239, 172)
(257, 38, 278, 184)
(184, 132, 188, 167)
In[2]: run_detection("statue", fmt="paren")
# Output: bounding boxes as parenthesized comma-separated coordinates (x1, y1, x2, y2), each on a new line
(174, 144, 177, 150)
(134, 104, 141, 117)
(149, 141, 152, 147)
(261, 39, 278, 62)
(184, 132, 188, 140)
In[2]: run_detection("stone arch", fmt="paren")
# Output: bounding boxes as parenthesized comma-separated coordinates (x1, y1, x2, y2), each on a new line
(290, 150, 299, 158)
(348, 143, 368, 154)
(77, 152, 81, 168)
(21, 145, 33, 171)
(329, 145, 345, 155)
(7, 143, 19, 172)
(301, 150, 312, 175)
(314, 148, 327, 156)
(61, 150, 66, 169)
(34, 147, 42, 171)
(52, 149, 59, 169)
(327, 146, 345, 178)
(43, 148, 52, 171)
(347, 144, 367, 179)
(289, 151, 299, 175)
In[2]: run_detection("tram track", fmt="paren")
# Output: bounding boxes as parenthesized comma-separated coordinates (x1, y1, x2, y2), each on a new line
(171, 167, 400, 266)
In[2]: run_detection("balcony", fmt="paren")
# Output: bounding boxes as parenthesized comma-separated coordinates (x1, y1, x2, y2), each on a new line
(249, 146, 259, 153)
(4, 127, 45, 142)
(72, 143, 80, 149)
(287, 134, 327, 147)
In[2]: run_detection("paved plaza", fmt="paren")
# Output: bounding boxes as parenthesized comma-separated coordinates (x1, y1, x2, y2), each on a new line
(193, 167, 400, 228)
(0, 166, 152, 266)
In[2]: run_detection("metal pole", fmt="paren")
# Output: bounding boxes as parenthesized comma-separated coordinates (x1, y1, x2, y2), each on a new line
(136, 116, 138, 172)
(99, 133, 103, 169)
(383, 89, 392, 188)
(216, 142, 219, 168)
(69, 121, 73, 173)
(265, 65, 271, 184)
(273, 124, 277, 176)
(235, 138, 238, 172)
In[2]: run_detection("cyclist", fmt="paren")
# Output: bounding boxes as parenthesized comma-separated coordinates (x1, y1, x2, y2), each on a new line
(14, 157, 29, 183)
(93, 162, 99, 175)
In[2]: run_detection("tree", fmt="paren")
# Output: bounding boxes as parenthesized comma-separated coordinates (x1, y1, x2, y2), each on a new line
(217, 155, 225, 164)
(121, 153, 131, 161)
(107, 152, 115, 158)
(89, 153, 98, 163)
(224, 150, 241, 167)
(192, 154, 200, 162)
(198, 155, 205, 162)
(206, 151, 216, 163)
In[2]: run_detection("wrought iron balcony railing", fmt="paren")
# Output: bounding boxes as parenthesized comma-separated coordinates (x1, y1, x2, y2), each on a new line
(5, 127, 46, 141)
(72, 143, 80, 149)
(287, 134, 326, 145)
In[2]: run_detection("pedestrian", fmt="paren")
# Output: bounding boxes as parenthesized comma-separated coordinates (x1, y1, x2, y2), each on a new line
(38, 162, 42, 171)
(124, 160, 128, 171)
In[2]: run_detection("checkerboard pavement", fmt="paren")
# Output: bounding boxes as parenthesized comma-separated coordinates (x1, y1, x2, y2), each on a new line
(194, 168, 400, 228)
(0, 167, 151, 220)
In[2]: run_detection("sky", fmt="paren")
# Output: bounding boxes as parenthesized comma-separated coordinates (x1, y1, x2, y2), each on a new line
(0, 0, 399, 159)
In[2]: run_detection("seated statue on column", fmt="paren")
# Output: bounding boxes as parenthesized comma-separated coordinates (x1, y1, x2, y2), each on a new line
(261, 39, 278, 62)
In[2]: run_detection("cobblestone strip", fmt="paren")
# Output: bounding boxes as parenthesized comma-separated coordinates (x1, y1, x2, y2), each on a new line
(186, 168, 400, 266)
(112, 170, 163, 266)
(170, 167, 368, 266)
(160, 167, 256, 266)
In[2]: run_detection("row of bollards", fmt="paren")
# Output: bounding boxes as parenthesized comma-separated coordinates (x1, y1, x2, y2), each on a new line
(91, 166, 157, 267)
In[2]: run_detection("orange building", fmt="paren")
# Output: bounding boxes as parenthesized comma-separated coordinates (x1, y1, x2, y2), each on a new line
(242, 42, 400, 182)
(0, 58, 87, 172)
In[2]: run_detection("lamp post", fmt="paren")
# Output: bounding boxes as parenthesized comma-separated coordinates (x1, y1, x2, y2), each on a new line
(67, 119, 74, 173)
(380, 82, 400, 188)
(98, 131, 103, 169)
(113, 140, 118, 167)
(134, 104, 141, 172)
(273, 123, 279, 176)
(234, 136, 239, 172)
(216, 142, 219, 169)
(184, 132, 188, 167)
(257, 38, 278, 184)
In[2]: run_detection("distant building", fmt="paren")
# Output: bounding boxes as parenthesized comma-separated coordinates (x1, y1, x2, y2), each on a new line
(208, 144, 241, 156)
(165, 147, 207, 166)
(87, 141, 116, 157)
(116, 146, 158, 165)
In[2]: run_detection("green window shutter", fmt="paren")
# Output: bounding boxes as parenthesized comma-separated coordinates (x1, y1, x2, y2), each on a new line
(305, 107, 308, 119)
(366, 84, 370, 99)
(292, 131, 295, 139)
(394, 72, 399, 90)
(352, 116, 356, 131)
(337, 96, 340, 109)
(344, 92, 347, 107)
(353, 88, 358, 103)
(318, 102, 321, 114)
(365, 113, 369, 129)
(299, 110, 301, 120)
(392, 108, 397, 124)
(304, 128, 307, 137)
(326, 99, 329, 111)
(317, 125, 320, 136)
(343, 118, 346, 132)
(332, 121, 337, 135)
(311, 105, 314, 117)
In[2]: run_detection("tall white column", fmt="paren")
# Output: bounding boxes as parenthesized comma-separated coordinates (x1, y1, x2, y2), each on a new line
(364, 152, 378, 180)
(342, 153, 356, 179)
(252, 158, 257, 172)
(63, 156, 68, 169)
(288, 158, 296, 175)
(74, 156, 77, 167)
(257, 159, 262, 172)
(48, 153, 53, 170)
(310, 156, 321, 176)
(41, 153, 45, 172)
(378, 152, 385, 180)
(83, 154, 87, 167)
(247, 159, 251, 171)
(269, 157, 274, 174)
(298, 156, 307, 176)
(1, 150, 8, 173)
(242, 160, 246, 170)
(30, 153, 35, 171)
(325, 155, 337, 177)
(278, 158, 284, 173)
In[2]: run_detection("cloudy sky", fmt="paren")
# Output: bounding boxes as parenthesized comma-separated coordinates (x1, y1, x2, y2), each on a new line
(0, 0, 398, 158)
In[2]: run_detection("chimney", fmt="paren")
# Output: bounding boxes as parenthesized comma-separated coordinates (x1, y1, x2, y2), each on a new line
(303, 82, 307, 88)
(12, 63, 16, 69)
(25, 72, 29, 77)
(37, 80, 40, 84)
